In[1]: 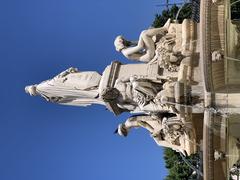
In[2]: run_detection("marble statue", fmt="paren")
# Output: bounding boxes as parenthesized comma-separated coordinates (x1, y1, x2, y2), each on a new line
(26, 62, 197, 115)
(25, 67, 174, 114)
(113, 75, 177, 114)
(114, 19, 171, 62)
(115, 114, 196, 156)
(115, 18, 195, 66)
(149, 19, 196, 76)
(25, 16, 205, 159)
(25, 67, 104, 106)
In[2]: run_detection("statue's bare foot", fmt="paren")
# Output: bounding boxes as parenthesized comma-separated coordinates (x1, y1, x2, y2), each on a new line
(163, 18, 171, 30)
(148, 54, 158, 65)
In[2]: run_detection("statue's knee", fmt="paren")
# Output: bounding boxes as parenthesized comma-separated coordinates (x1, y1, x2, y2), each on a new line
(140, 30, 147, 36)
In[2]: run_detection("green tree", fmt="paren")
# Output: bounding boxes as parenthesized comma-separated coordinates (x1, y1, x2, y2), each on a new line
(152, 4, 192, 28)
(163, 148, 200, 180)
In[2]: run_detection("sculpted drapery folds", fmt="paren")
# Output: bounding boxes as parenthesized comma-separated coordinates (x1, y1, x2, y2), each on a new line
(25, 67, 104, 106)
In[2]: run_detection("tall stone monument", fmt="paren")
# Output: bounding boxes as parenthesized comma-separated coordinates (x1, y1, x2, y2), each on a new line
(25, 19, 204, 157)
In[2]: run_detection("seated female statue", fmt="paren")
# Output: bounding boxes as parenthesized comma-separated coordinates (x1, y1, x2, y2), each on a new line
(114, 19, 171, 62)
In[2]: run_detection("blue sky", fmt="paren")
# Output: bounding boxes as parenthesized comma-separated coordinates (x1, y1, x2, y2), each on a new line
(0, 0, 168, 179)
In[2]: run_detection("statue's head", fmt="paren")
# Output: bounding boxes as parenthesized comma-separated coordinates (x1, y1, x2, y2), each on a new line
(25, 85, 37, 96)
(114, 124, 128, 137)
(114, 35, 126, 52)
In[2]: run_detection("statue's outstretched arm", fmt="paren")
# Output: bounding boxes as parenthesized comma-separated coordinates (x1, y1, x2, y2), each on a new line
(124, 116, 141, 129)
(125, 115, 155, 132)
(116, 116, 141, 137)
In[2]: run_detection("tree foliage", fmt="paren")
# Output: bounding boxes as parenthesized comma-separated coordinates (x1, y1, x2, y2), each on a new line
(163, 148, 200, 180)
(152, 4, 192, 28)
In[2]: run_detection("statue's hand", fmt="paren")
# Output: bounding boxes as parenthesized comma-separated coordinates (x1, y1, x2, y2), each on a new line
(118, 124, 128, 137)
(151, 130, 161, 138)
(67, 67, 78, 73)
(57, 67, 78, 78)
